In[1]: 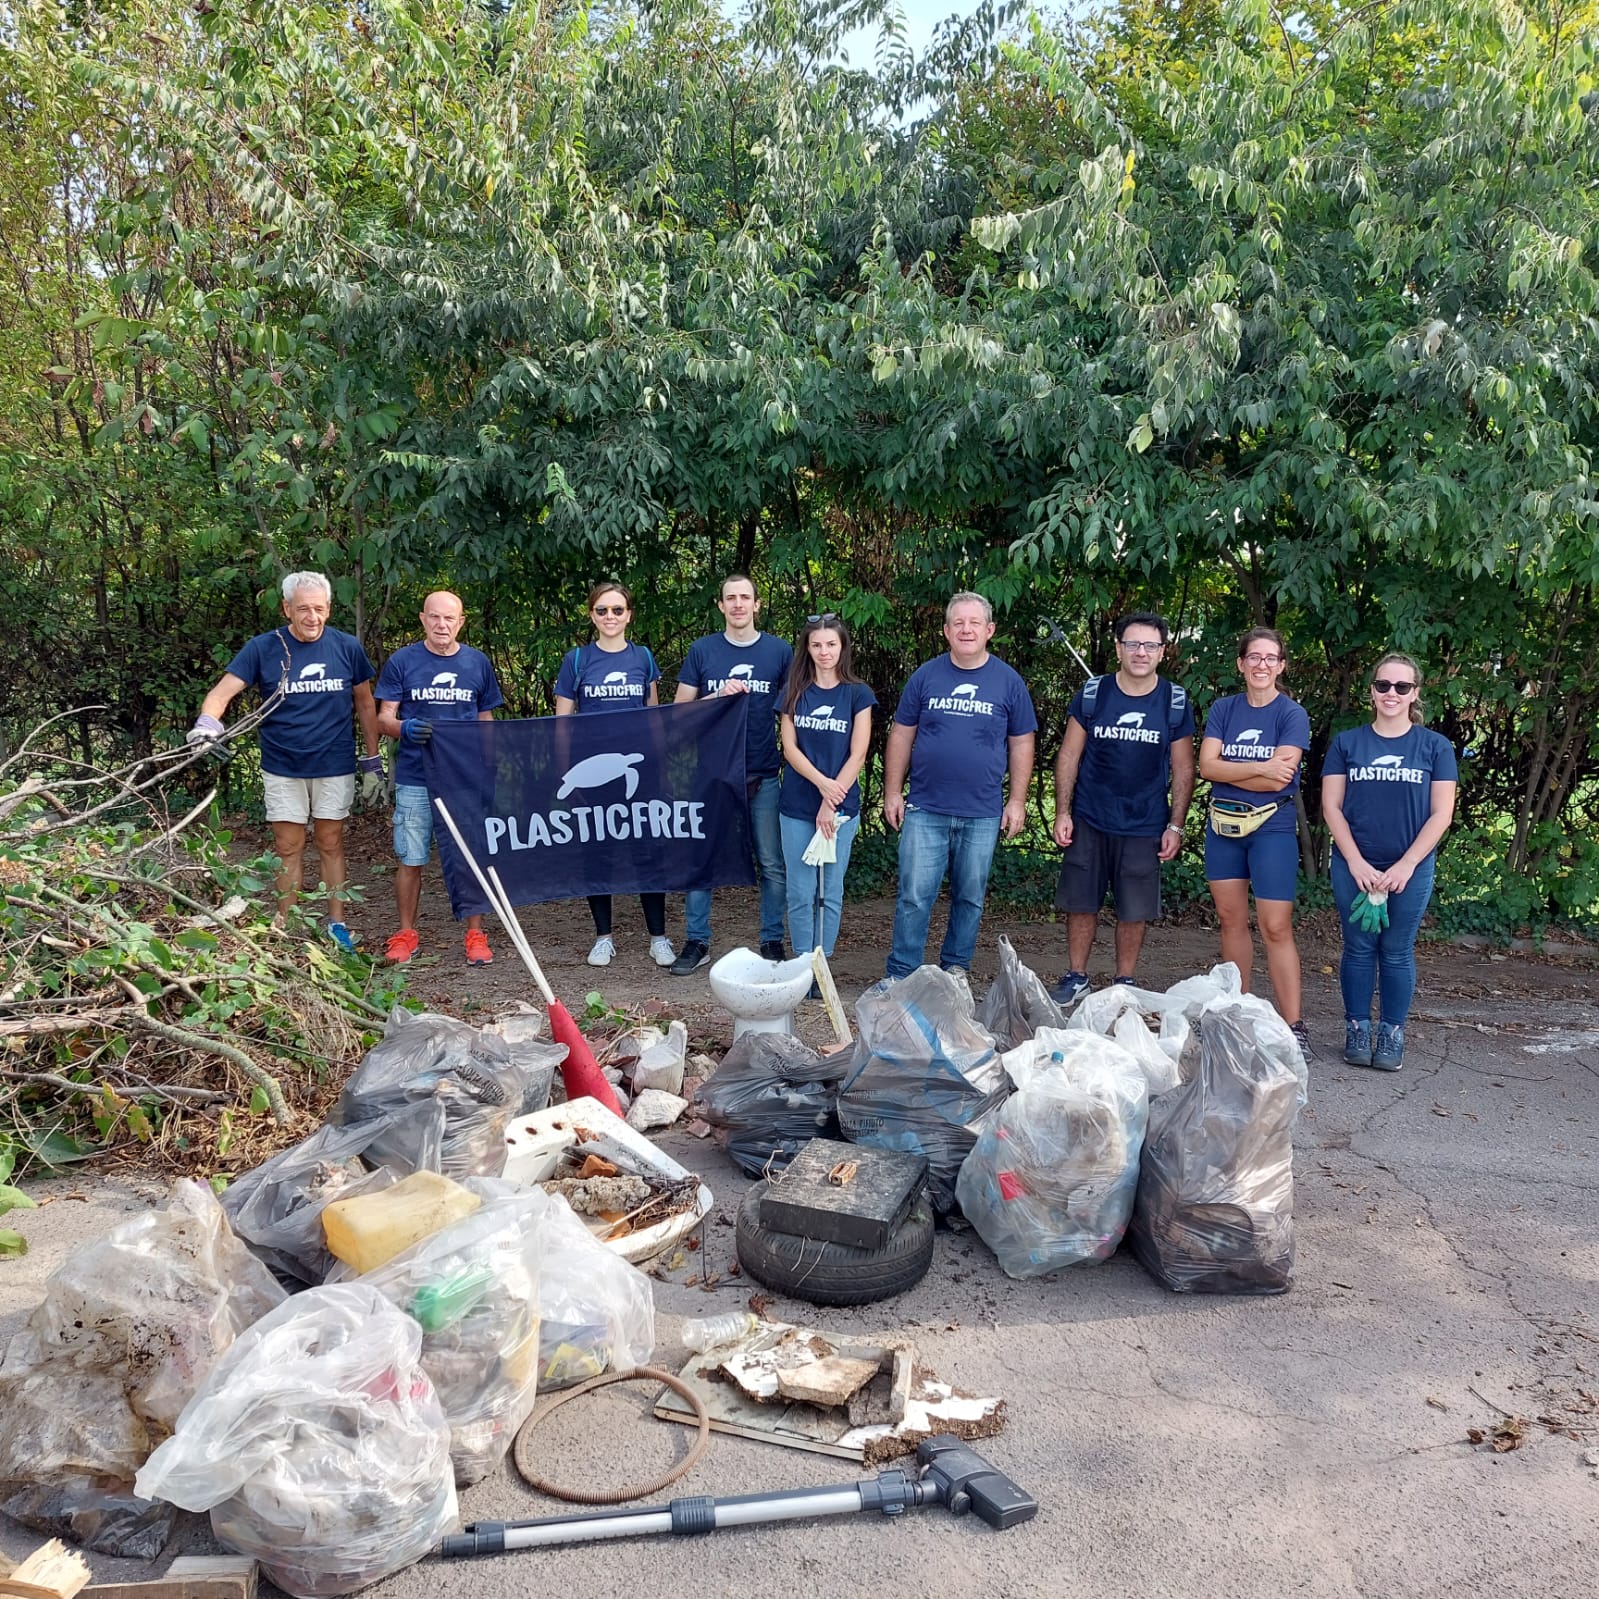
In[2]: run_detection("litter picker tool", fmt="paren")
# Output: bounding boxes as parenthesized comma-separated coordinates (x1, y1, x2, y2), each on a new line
(432, 798, 622, 1114)
(436, 1434, 1036, 1560)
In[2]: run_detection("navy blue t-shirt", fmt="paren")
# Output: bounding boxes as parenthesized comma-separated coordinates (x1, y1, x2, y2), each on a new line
(1323, 724, 1458, 869)
(780, 681, 878, 821)
(894, 655, 1038, 819)
(376, 641, 504, 787)
(1203, 691, 1311, 831)
(1070, 674, 1197, 838)
(227, 626, 374, 780)
(554, 642, 659, 716)
(678, 632, 792, 779)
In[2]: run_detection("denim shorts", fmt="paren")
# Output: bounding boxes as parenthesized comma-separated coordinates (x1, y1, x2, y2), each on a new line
(393, 783, 435, 866)
(1205, 824, 1299, 902)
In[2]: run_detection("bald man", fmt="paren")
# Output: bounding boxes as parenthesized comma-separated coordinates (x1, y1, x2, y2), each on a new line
(376, 591, 505, 965)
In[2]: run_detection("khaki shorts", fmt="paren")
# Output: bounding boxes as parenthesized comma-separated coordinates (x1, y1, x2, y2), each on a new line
(262, 772, 356, 825)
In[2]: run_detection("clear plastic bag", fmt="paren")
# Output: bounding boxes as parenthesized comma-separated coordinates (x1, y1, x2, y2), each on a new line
(1067, 984, 1191, 1095)
(480, 1010, 567, 1113)
(535, 1189, 655, 1389)
(333, 1006, 530, 1180)
(356, 1182, 547, 1486)
(222, 1100, 447, 1285)
(959, 1032, 1149, 1277)
(978, 935, 1066, 1050)
(135, 1283, 458, 1598)
(837, 967, 1009, 1213)
(1127, 1000, 1300, 1294)
(0, 1181, 286, 1558)
(691, 1033, 849, 1177)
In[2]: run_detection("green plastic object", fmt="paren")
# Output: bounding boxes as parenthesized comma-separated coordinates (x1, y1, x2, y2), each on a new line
(411, 1263, 496, 1333)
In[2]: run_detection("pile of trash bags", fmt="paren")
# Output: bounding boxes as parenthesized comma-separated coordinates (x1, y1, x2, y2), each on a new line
(691, 1033, 850, 1176)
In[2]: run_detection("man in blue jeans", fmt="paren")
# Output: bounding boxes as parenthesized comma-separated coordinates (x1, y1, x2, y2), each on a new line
(670, 573, 793, 972)
(882, 592, 1037, 979)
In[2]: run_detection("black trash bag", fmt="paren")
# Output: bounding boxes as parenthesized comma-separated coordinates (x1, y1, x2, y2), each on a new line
(691, 1034, 850, 1178)
(333, 1006, 528, 1180)
(222, 1100, 447, 1285)
(978, 934, 1067, 1050)
(1127, 1000, 1299, 1294)
(837, 967, 1009, 1213)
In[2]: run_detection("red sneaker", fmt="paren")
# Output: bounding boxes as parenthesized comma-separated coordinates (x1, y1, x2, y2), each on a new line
(464, 929, 493, 967)
(384, 928, 420, 964)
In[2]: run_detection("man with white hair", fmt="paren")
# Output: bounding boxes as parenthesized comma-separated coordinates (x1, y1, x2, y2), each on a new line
(189, 572, 381, 949)
(882, 591, 1037, 979)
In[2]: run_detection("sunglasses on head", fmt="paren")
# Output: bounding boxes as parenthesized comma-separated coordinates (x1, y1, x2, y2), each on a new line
(1372, 678, 1416, 694)
(806, 612, 839, 626)
(592, 604, 627, 616)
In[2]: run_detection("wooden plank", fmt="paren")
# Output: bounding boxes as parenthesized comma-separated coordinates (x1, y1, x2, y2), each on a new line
(0, 1540, 92, 1599)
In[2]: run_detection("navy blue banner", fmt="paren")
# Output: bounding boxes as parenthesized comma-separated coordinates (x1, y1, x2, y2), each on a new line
(422, 697, 754, 916)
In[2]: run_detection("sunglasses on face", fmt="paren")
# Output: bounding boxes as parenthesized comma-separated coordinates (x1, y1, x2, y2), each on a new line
(807, 612, 839, 626)
(1372, 679, 1416, 695)
(592, 604, 627, 617)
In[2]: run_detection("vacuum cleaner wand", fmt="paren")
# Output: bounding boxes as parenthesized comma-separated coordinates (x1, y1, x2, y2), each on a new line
(437, 1436, 1036, 1559)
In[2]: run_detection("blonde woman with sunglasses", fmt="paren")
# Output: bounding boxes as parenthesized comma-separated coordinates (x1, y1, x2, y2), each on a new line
(1320, 653, 1458, 1072)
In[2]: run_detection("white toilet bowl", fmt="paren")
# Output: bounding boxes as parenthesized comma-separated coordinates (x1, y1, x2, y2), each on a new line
(708, 947, 816, 1039)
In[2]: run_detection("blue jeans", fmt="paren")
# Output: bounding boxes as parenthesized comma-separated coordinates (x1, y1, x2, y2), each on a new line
(886, 808, 1002, 978)
(1331, 853, 1436, 1026)
(684, 774, 786, 946)
(780, 811, 860, 958)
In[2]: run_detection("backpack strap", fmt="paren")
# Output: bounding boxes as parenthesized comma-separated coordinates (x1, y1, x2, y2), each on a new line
(1080, 675, 1102, 722)
(1167, 680, 1189, 735)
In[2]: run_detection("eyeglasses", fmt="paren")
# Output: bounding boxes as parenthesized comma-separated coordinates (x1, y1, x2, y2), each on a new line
(592, 604, 627, 617)
(1120, 639, 1164, 653)
(1372, 679, 1417, 695)
(806, 612, 839, 626)
(1243, 653, 1283, 665)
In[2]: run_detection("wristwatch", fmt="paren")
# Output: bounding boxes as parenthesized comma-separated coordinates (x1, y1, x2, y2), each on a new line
(1163, 824, 1182, 834)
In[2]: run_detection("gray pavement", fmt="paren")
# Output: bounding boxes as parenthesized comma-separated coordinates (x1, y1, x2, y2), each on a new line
(3, 980, 1596, 1599)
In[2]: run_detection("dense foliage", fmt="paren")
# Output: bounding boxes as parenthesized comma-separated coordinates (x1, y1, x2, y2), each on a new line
(1, 0, 1596, 927)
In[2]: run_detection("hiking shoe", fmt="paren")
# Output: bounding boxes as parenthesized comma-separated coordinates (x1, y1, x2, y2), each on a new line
(760, 939, 786, 961)
(464, 929, 493, 966)
(327, 921, 359, 954)
(1343, 1018, 1373, 1067)
(670, 939, 711, 975)
(1289, 1020, 1315, 1063)
(384, 928, 420, 964)
(649, 936, 677, 967)
(587, 935, 615, 967)
(1112, 974, 1137, 987)
(1372, 1021, 1405, 1071)
(1050, 970, 1089, 1006)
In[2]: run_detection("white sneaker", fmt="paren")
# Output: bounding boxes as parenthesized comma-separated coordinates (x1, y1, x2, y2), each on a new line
(587, 935, 615, 967)
(650, 936, 676, 967)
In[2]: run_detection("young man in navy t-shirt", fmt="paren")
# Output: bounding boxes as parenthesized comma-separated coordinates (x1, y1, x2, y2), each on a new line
(1049, 611, 1196, 1001)
(882, 592, 1037, 979)
(375, 590, 505, 968)
(188, 572, 381, 950)
(669, 573, 793, 971)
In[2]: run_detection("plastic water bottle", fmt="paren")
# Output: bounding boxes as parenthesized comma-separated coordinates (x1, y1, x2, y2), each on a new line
(680, 1311, 759, 1351)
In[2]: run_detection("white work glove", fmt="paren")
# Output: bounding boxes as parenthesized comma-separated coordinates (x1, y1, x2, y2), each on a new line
(802, 827, 837, 867)
(185, 714, 225, 747)
(358, 754, 385, 806)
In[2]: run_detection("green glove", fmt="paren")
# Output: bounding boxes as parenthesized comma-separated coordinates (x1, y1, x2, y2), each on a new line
(1350, 890, 1390, 933)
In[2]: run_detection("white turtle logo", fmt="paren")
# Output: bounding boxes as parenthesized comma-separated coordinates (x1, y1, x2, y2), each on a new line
(1235, 729, 1262, 743)
(729, 664, 755, 679)
(1116, 711, 1146, 727)
(1372, 755, 1406, 767)
(812, 704, 835, 717)
(557, 751, 647, 800)
(431, 671, 458, 687)
(951, 684, 978, 698)
(299, 663, 326, 680)
(602, 671, 629, 685)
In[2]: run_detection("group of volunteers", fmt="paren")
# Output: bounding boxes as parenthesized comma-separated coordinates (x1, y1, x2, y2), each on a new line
(189, 571, 1457, 1076)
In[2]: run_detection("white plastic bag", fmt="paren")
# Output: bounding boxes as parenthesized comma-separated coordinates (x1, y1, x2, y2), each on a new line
(960, 1032, 1149, 1276)
(135, 1284, 457, 1598)
(1067, 987, 1189, 1094)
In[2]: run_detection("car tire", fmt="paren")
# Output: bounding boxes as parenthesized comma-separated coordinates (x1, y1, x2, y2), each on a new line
(734, 1180, 936, 1307)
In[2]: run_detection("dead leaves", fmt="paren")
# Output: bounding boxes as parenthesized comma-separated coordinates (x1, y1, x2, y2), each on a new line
(1467, 1416, 1529, 1452)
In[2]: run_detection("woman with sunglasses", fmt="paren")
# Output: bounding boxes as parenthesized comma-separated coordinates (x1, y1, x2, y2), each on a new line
(1198, 627, 1313, 1059)
(553, 581, 675, 969)
(1321, 653, 1458, 1071)
(778, 613, 876, 959)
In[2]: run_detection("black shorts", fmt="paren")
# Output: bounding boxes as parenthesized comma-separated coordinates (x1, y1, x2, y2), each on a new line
(1055, 817, 1163, 922)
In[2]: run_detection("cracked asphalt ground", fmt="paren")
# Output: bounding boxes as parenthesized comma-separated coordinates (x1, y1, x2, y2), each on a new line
(3, 867, 1596, 1598)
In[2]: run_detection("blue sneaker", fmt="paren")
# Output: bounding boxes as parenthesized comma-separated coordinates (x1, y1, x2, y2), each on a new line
(326, 921, 359, 954)
(1050, 970, 1089, 1006)
(1372, 1022, 1405, 1072)
(1343, 1019, 1373, 1067)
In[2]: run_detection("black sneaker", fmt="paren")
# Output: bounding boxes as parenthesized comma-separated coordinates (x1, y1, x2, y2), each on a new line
(759, 939, 786, 961)
(1049, 970, 1089, 1006)
(1289, 1020, 1315, 1063)
(670, 939, 711, 975)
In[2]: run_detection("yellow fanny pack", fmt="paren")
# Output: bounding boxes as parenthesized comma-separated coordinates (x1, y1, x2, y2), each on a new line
(1208, 798, 1282, 839)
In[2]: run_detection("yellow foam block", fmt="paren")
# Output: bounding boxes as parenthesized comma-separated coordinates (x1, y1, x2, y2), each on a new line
(321, 1170, 481, 1275)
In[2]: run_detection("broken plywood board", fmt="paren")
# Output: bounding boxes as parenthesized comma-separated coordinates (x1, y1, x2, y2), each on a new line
(80, 1555, 257, 1599)
(0, 1542, 91, 1599)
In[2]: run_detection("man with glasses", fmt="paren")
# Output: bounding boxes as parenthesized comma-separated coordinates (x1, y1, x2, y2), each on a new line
(670, 573, 793, 971)
(883, 592, 1037, 979)
(1049, 611, 1195, 1002)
